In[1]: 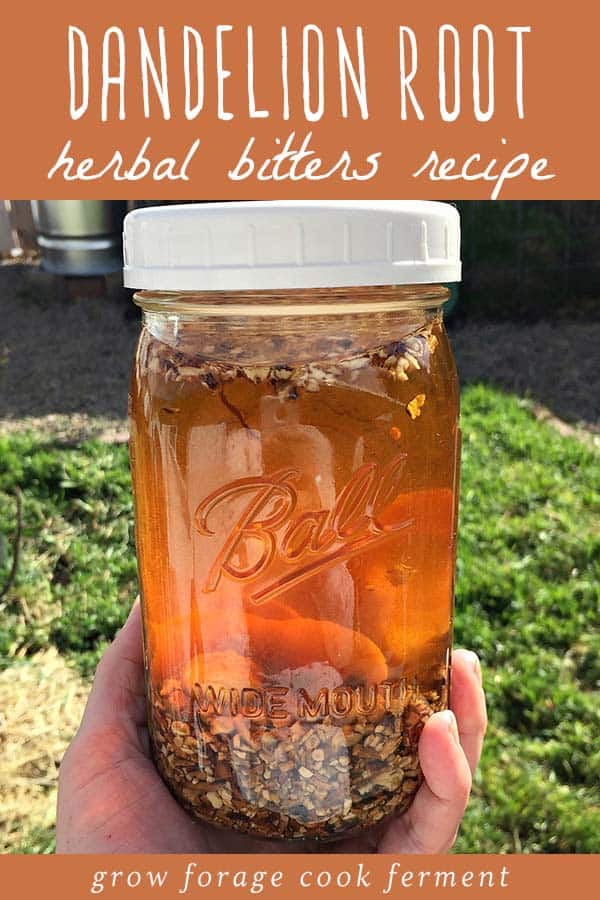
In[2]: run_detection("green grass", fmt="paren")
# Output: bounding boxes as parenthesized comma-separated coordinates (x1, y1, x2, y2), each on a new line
(1, 384, 599, 852)
(453, 386, 600, 852)
(0, 438, 136, 676)
(12, 827, 56, 855)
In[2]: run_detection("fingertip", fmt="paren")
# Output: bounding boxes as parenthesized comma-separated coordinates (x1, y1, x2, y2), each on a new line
(122, 596, 142, 629)
(436, 709, 460, 745)
(419, 710, 472, 805)
(453, 648, 482, 684)
(449, 650, 488, 776)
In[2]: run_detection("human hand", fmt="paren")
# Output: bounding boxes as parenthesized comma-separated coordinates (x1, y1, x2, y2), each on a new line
(57, 601, 486, 853)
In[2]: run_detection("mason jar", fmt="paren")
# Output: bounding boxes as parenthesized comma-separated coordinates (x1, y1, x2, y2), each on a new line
(125, 201, 462, 841)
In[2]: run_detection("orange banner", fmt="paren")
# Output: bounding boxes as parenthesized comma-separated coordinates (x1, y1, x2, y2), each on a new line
(1, 854, 599, 899)
(1, 1, 599, 198)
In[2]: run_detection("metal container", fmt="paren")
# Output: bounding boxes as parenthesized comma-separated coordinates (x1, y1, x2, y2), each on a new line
(31, 201, 127, 275)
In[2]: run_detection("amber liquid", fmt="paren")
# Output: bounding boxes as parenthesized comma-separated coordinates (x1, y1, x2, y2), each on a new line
(129, 300, 460, 840)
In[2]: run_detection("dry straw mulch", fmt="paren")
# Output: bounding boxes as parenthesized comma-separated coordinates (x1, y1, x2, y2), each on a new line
(0, 648, 89, 851)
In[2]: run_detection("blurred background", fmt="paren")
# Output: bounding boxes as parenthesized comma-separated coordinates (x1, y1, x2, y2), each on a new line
(0, 200, 598, 854)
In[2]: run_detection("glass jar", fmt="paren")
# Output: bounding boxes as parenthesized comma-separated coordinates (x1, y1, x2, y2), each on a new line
(125, 202, 462, 841)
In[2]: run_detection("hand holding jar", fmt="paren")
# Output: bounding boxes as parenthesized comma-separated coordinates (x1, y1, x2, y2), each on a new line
(56, 599, 487, 853)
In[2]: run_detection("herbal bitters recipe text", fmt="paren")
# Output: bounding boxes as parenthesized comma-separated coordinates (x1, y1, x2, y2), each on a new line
(49, 23, 555, 196)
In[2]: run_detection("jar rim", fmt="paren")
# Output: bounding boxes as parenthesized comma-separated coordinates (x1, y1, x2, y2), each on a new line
(133, 284, 450, 317)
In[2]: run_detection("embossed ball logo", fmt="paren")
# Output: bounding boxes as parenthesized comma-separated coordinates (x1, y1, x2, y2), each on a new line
(194, 454, 413, 605)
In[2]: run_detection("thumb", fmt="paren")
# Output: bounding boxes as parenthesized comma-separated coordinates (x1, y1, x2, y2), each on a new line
(78, 599, 148, 741)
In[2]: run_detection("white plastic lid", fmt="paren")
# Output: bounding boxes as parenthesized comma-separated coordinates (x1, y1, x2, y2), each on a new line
(123, 201, 461, 292)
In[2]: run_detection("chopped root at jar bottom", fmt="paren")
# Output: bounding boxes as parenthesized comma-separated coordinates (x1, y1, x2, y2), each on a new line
(150, 683, 443, 841)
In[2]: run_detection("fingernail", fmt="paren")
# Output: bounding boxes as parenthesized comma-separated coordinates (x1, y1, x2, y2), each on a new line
(465, 650, 482, 683)
(119, 597, 141, 633)
(440, 710, 460, 745)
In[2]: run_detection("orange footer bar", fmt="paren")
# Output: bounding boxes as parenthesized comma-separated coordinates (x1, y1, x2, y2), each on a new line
(1, 855, 598, 900)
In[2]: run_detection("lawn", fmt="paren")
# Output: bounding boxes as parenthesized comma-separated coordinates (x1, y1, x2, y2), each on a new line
(0, 383, 599, 853)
